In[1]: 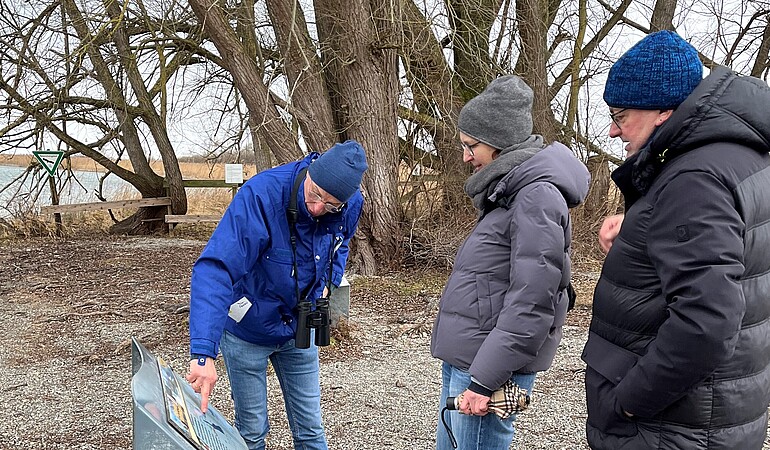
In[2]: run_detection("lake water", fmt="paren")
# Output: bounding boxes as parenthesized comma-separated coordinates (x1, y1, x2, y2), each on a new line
(0, 164, 135, 218)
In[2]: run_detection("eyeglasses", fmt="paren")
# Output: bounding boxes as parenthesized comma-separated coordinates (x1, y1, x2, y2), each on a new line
(308, 186, 345, 213)
(609, 108, 629, 129)
(461, 140, 483, 156)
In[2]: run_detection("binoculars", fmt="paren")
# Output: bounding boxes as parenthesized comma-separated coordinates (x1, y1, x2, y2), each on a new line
(295, 298, 331, 349)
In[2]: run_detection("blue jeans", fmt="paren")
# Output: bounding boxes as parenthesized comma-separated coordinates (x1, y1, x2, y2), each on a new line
(436, 362, 537, 450)
(220, 330, 327, 450)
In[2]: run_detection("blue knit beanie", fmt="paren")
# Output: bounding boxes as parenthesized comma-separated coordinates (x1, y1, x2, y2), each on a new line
(308, 140, 368, 202)
(604, 30, 703, 109)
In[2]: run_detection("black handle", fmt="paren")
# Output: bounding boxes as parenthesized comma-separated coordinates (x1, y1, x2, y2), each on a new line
(314, 299, 331, 347)
(295, 301, 311, 349)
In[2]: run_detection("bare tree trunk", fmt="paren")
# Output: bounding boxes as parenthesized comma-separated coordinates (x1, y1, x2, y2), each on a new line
(248, 118, 274, 171)
(751, 17, 770, 79)
(401, 0, 467, 215)
(188, 0, 302, 164)
(566, 0, 587, 132)
(266, 0, 337, 152)
(62, 0, 162, 195)
(516, 0, 559, 142)
(232, 0, 272, 170)
(315, 0, 402, 273)
(102, 0, 187, 219)
(548, 0, 633, 101)
(446, 0, 503, 99)
(583, 154, 612, 221)
(650, 0, 677, 32)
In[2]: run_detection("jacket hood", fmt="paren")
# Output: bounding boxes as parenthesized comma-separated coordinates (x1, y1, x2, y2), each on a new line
(491, 142, 590, 208)
(651, 66, 770, 156)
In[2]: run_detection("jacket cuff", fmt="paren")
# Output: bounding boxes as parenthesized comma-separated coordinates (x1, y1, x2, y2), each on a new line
(467, 379, 495, 397)
(332, 271, 343, 287)
(189, 338, 218, 360)
(615, 380, 652, 418)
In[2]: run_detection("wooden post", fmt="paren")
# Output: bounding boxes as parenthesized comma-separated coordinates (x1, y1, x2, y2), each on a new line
(48, 176, 62, 236)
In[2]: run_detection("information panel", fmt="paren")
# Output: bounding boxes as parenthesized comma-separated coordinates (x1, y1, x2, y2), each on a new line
(131, 338, 248, 450)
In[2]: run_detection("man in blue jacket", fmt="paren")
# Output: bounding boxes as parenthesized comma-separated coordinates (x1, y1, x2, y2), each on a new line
(186, 140, 367, 450)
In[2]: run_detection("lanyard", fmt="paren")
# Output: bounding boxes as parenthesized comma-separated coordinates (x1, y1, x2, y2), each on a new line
(286, 168, 336, 304)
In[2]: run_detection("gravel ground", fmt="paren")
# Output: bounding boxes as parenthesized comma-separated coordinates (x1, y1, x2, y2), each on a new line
(0, 235, 765, 450)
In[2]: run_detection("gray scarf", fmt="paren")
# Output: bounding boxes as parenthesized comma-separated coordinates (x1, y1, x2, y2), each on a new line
(464, 135, 545, 211)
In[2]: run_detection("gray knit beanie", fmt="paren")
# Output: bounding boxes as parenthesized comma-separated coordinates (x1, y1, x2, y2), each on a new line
(458, 75, 534, 151)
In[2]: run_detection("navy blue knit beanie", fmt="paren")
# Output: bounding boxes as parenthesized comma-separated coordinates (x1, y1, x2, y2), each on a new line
(308, 140, 368, 202)
(604, 30, 703, 109)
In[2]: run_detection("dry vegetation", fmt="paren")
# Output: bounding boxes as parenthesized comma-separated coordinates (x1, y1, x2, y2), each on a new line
(0, 153, 253, 179)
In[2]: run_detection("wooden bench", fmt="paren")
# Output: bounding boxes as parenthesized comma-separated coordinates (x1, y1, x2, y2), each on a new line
(166, 179, 241, 198)
(161, 179, 242, 226)
(41, 197, 172, 214)
(41, 178, 241, 227)
(165, 214, 221, 224)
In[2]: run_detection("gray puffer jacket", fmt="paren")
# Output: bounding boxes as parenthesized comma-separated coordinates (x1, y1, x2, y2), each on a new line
(431, 142, 589, 391)
(583, 67, 770, 449)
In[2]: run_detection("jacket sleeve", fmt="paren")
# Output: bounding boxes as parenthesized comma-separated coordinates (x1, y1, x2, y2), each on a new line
(331, 193, 364, 287)
(470, 183, 568, 389)
(188, 186, 270, 358)
(614, 170, 745, 418)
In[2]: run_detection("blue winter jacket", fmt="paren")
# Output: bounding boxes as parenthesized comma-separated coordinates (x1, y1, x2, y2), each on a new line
(189, 153, 364, 358)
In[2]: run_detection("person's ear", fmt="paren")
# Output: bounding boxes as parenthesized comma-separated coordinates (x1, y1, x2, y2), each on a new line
(656, 109, 674, 125)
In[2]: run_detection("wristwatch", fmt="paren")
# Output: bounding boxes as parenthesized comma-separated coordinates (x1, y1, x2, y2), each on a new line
(190, 354, 209, 366)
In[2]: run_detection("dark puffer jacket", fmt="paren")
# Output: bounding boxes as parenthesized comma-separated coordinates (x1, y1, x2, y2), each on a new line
(583, 67, 770, 449)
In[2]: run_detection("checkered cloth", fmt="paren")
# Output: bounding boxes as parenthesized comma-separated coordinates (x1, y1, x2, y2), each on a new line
(487, 379, 530, 419)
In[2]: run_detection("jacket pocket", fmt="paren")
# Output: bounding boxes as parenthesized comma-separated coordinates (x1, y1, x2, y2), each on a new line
(260, 247, 295, 304)
(476, 273, 503, 331)
(582, 331, 639, 385)
(263, 247, 294, 265)
(582, 332, 639, 437)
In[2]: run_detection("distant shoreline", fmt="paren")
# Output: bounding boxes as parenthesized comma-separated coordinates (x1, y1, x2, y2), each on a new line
(0, 161, 108, 174)
(0, 155, 250, 180)
(0, 154, 101, 171)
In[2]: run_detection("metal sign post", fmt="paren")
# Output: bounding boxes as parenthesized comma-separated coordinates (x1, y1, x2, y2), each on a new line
(33, 150, 65, 235)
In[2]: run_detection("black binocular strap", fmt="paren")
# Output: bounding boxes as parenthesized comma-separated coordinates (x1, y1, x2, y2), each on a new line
(286, 167, 335, 306)
(287, 168, 307, 306)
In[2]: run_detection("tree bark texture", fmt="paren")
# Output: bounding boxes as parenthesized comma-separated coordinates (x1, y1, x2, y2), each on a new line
(516, 0, 559, 142)
(650, 0, 677, 32)
(315, 0, 403, 272)
(265, 0, 337, 152)
(188, 0, 302, 164)
(751, 18, 770, 79)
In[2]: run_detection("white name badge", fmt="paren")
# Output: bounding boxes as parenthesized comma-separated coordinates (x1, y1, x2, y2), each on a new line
(228, 297, 252, 323)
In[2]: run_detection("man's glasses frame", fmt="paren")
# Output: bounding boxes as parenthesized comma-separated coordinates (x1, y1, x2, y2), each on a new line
(609, 108, 629, 129)
(308, 185, 345, 214)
